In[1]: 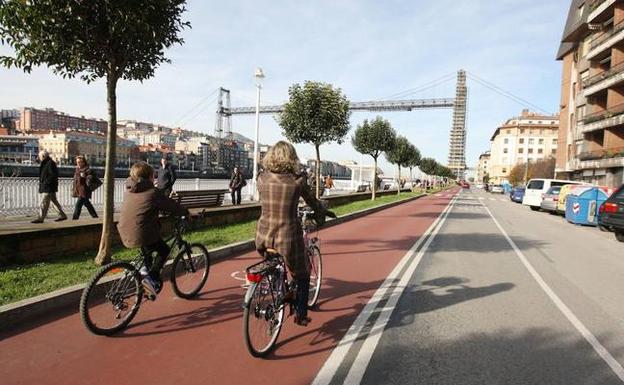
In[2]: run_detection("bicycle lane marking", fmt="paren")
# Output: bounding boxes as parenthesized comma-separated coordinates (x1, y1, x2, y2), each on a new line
(311, 193, 458, 385)
(480, 203, 624, 382)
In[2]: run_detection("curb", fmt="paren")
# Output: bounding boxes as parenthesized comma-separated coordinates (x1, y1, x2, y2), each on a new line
(0, 192, 429, 333)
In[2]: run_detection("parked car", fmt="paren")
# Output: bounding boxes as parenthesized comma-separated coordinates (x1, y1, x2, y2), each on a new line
(523, 178, 582, 211)
(540, 186, 562, 214)
(598, 184, 624, 242)
(510, 186, 525, 203)
(491, 185, 504, 194)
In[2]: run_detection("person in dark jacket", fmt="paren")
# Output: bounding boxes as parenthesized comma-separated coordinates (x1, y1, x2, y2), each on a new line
(117, 161, 189, 298)
(156, 157, 177, 197)
(72, 155, 98, 220)
(229, 166, 246, 205)
(255, 141, 335, 326)
(31, 150, 67, 223)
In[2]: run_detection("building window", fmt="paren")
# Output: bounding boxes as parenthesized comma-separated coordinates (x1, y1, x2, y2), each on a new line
(519, 138, 525, 144)
(538, 148, 543, 154)
(502, 168, 507, 174)
(520, 129, 525, 134)
(518, 148, 524, 153)
(539, 139, 544, 145)
(529, 138, 535, 145)
(553, 138, 558, 145)
(552, 148, 557, 155)
(528, 148, 534, 154)
(503, 148, 508, 153)
(504, 138, 509, 144)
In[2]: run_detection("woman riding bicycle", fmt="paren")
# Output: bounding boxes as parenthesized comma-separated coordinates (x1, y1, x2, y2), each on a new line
(255, 141, 335, 326)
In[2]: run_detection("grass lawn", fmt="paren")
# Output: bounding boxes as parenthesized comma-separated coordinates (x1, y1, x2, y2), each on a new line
(0, 189, 447, 306)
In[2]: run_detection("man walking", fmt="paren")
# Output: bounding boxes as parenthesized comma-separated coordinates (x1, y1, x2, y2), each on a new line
(31, 150, 67, 223)
(156, 156, 177, 197)
(229, 166, 246, 205)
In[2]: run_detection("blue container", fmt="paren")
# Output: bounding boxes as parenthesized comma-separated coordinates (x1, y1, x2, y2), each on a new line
(565, 186, 610, 226)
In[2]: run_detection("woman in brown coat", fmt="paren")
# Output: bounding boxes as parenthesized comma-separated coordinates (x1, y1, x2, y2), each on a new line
(72, 155, 98, 220)
(255, 141, 335, 326)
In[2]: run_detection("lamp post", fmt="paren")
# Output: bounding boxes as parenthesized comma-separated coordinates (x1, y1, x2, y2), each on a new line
(251, 67, 265, 201)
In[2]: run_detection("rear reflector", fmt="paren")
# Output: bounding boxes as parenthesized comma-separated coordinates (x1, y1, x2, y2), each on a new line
(246, 272, 263, 283)
(553, 197, 559, 202)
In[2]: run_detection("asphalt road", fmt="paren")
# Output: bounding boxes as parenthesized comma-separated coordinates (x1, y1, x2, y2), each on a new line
(350, 188, 624, 385)
(4, 187, 624, 385)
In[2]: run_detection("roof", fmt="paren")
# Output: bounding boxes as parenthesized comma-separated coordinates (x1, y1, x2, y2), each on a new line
(556, 0, 588, 60)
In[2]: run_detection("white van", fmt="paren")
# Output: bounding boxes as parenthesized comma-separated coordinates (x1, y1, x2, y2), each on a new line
(522, 178, 582, 211)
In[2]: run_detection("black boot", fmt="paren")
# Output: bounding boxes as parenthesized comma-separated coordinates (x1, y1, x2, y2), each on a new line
(294, 276, 311, 326)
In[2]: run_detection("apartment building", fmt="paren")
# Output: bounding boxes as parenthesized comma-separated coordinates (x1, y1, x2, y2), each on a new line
(476, 151, 491, 183)
(18, 107, 107, 133)
(0, 135, 39, 163)
(488, 110, 559, 184)
(39, 130, 137, 166)
(556, 0, 624, 186)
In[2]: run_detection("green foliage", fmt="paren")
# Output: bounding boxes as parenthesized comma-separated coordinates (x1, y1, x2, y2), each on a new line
(385, 135, 412, 167)
(419, 157, 438, 175)
(279, 81, 351, 147)
(406, 143, 421, 169)
(351, 116, 397, 160)
(0, 0, 190, 82)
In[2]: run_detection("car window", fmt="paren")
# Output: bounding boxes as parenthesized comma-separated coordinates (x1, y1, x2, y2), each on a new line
(551, 181, 570, 187)
(527, 180, 544, 189)
(548, 186, 561, 195)
(613, 185, 624, 200)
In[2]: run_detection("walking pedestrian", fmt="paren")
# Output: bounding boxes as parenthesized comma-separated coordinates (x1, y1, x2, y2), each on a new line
(324, 174, 334, 195)
(229, 166, 246, 205)
(72, 155, 99, 220)
(31, 150, 67, 223)
(156, 156, 177, 197)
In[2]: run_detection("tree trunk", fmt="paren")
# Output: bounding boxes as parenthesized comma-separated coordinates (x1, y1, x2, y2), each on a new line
(372, 156, 377, 200)
(95, 74, 119, 266)
(397, 165, 401, 195)
(315, 144, 321, 199)
(409, 166, 413, 190)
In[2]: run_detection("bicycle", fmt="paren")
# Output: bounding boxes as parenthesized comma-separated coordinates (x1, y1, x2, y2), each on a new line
(242, 207, 323, 357)
(79, 216, 210, 336)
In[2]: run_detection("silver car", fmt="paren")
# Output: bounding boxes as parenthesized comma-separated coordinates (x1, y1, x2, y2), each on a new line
(491, 185, 504, 194)
(540, 186, 562, 213)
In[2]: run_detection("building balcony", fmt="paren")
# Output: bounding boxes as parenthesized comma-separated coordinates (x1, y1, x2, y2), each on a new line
(581, 102, 624, 132)
(587, 19, 624, 60)
(576, 154, 624, 170)
(588, 0, 616, 23)
(582, 61, 624, 96)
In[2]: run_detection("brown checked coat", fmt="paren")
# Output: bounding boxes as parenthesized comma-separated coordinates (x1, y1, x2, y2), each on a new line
(255, 171, 321, 278)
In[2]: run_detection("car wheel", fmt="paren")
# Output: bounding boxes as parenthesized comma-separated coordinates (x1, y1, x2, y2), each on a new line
(598, 225, 611, 232)
(530, 206, 540, 211)
(615, 231, 624, 243)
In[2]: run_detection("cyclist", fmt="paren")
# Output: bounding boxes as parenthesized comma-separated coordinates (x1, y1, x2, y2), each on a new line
(117, 161, 189, 298)
(255, 141, 335, 326)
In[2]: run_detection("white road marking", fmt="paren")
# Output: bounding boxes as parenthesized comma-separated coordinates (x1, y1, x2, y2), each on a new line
(342, 196, 457, 385)
(311, 194, 457, 385)
(482, 204, 624, 382)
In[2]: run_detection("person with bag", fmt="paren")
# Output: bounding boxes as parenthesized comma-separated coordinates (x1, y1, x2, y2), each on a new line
(229, 166, 246, 205)
(72, 155, 99, 220)
(156, 156, 177, 197)
(31, 150, 67, 223)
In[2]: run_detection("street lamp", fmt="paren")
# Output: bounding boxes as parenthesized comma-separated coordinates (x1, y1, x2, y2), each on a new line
(251, 67, 265, 201)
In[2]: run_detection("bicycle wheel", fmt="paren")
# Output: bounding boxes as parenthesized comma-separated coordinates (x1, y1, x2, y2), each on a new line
(170, 243, 210, 299)
(80, 261, 143, 336)
(243, 273, 285, 357)
(308, 245, 322, 308)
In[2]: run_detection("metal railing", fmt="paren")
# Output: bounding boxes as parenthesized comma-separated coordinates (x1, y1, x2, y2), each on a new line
(0, 177, 232, 217)
(582, 102, 624, 124)
(578, 145, 624, 161)
(583, 61, 624, 89)
(590, 18, 624, 49)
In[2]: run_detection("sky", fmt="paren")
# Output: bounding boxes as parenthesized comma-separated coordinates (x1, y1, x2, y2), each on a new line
(0, 0, 570, 175)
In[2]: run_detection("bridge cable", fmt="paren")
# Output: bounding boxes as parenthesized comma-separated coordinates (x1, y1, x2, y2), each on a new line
(170, 88, 220, 128)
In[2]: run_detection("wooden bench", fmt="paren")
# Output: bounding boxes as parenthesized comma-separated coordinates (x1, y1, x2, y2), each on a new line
(170, 189, 229, 209)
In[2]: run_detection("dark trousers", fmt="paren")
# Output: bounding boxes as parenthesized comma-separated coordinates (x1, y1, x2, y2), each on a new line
(295, 276, 310, 319)
(73, 197, 98, 219)
(141, 238, 170, 282)
(231, 187, 242, 205)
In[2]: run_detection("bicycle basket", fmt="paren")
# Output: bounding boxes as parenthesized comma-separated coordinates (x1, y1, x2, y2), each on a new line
(245, 258, 280, 283)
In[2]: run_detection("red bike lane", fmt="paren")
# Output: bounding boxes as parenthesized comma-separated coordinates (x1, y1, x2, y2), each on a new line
(0, 189, 458, 385)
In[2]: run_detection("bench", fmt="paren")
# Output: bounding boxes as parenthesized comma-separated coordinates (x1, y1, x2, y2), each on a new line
(170, 189, 229, 209)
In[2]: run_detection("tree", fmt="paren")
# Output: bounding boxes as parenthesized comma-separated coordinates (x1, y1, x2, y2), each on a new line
(279, 81, 351, 198)
(0, 0, 190, 265)
(406, 144, 422, 188)
(419, 157, 438, 176)
(509, 157, 556, 185)
(508, 163, 525, 186)
(385, 136, 412, 195)
(351, 116, 396, 200)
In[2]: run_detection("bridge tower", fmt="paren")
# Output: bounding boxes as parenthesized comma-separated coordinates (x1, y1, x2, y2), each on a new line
(215, 87, 232, 138)
(448, 70, 467, 179)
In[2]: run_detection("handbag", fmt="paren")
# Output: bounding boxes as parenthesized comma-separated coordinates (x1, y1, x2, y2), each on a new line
(87, 174, 103, 192)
